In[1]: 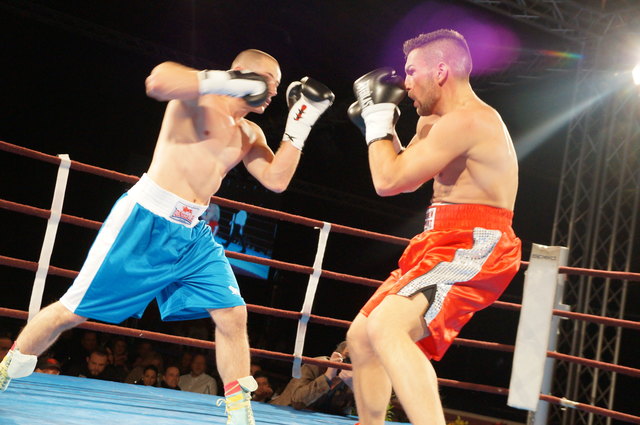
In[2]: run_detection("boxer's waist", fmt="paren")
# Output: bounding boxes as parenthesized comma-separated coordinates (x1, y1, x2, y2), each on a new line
(424, 203, 513, 231)
(127, 174, 208, 228)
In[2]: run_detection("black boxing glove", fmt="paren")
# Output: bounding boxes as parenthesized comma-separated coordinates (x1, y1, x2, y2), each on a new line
(348, 101, 405, 152)
(353, 68, 406, 145)
(197, 70, 268, 106)
(283, 77, 335, 150)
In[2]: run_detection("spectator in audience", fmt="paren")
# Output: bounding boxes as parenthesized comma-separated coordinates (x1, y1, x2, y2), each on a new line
(0, 334, 12, 361)
(252, 370, 274, 402)
(270, 341, 354, 416)
(250, 362, 262, 376)
(106, 337, 130, 382)
(130, 341, 154, 369)
(126, 351, 164, 384)
(179, 353, 217, 395)
(178, 351, 193, 375)
(62, 330, 99, 375)
(136, 365, 159, 387)
(160, 365, 181, 390)
(76, 349, 117, 381)
(35, 357, 61, 375)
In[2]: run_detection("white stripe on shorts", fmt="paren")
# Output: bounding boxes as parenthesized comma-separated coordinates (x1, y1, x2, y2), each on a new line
(397, 227, 502, 325)
(59, 195, 136, 313)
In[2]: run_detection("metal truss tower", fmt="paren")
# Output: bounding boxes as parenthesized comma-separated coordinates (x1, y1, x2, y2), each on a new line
(549, 40, 640, 425)
(467, 2, 640, 424)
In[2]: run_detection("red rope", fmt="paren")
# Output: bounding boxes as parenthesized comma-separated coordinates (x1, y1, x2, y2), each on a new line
(0, 140, 138, 184)
(225, 251, 382, 288)
(0, 199, 102, 230)
(3, 252, 638, 333)
(492, 300, 640, 330)
(453, 338, 640, 378)
(539, 394, 640, 424)
(514, 261, 640, 281)
(0, 140, 408, 246)
(438, 379, 640, 424)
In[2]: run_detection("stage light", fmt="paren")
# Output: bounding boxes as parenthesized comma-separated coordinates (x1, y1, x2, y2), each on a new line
(632, 63, 640, 85)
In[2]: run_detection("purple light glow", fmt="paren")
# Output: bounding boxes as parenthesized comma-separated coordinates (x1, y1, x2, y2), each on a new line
(380, 2, 521, 76)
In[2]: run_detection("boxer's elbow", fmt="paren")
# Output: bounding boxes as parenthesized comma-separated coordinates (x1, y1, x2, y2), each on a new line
(145, 63, 175, 100)
(375, 185, 400, 197)
(267, 180, 289, 194)
(372, 176, 401, 197)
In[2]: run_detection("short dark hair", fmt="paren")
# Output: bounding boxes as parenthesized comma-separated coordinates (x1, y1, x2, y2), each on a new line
(253, 370, 269, 382)
(89, 349, 109, 358)
(403, 29, 472, 77)
(143, 365, 159, 374)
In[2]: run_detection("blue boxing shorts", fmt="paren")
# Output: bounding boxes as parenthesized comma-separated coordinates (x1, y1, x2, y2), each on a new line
(59, 174, 245, 323)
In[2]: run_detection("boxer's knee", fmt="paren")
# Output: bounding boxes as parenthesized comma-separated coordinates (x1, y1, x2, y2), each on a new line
(346, 314, 373, 359)
(209, 305, 247, 336)
(45, 302, 86, 330)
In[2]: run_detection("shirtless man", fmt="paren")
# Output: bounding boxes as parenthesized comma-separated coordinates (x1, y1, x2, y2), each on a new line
(346, 30, 521, 425)
(0, 49, 334, 425)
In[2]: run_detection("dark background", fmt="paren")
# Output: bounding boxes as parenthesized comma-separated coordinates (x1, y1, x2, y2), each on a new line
(0, 0, 637, 422)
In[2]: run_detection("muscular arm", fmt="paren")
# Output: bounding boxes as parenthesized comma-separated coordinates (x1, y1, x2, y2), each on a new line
(368, 113, 468, 196)
(145, 62, 200, 102)
(243, 122, 302, 193)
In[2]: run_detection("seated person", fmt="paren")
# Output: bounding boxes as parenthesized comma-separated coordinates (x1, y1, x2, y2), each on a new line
(75, 349, 118, 381)
(160, 365, 181, 390)
(35, 357, 62, 375)
(136, 365, 158, 387)
(179, 353, 217, 395)
(126, 351, 164, 384)
(252, 371, 273, 402)
(0, 334, 12, 361)
(270, 341, 354, 415)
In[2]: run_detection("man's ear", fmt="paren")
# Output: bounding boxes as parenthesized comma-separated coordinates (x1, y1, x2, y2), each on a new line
(436, 62, 448, 86)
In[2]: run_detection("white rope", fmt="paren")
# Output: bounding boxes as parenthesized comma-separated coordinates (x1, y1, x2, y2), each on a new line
(292, 222, 331, 378)
(28, 154, 71, 320)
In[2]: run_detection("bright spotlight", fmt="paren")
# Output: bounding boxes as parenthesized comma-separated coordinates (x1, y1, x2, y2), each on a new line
(633, 63, 640, 85)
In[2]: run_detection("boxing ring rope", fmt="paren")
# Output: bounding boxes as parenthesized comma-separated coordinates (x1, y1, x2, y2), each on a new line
(1, 140, 639, 424)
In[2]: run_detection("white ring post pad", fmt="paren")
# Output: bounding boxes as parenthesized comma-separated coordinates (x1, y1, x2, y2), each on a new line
(29, 154, 71, 321)
(508, 244, 568, 411)
(292, 222, 331, 378)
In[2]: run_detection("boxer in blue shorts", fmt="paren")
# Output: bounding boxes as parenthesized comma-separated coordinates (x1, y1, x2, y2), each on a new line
(0, 49, 334, 425)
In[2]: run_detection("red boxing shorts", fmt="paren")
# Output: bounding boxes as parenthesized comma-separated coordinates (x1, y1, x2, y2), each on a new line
(361, 203, 521, 361)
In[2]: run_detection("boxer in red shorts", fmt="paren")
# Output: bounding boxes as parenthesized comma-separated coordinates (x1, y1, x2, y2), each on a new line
(347, 29, 521, 425)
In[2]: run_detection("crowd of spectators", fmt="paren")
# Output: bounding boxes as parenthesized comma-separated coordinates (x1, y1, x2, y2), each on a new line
(1, 328, 367, 418)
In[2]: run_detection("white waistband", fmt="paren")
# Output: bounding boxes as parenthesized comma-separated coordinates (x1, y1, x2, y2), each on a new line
(127, 174, 208, 228)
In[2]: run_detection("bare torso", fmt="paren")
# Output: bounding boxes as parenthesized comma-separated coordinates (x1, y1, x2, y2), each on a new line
(412, 103, 518, 210)
(147, 96, 258, 205)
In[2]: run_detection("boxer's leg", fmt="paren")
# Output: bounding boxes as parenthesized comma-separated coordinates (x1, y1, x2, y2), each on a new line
(210, 305, 256, 425)
(367, 294, 445, 425)
(347, 313, 393, 425)
(1, 302, 85, 391)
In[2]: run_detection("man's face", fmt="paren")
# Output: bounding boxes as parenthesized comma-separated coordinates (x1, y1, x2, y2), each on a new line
(404, 49, 439, 116)
(114, 339, 127, 355)
(256, 376, 271, 393)
(164, 366, 180, 387)
(81, 332, 98, 352)
(86, 353, 108, 376)
(0, 337, 12, 360)
(190, 354, 207, 376)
